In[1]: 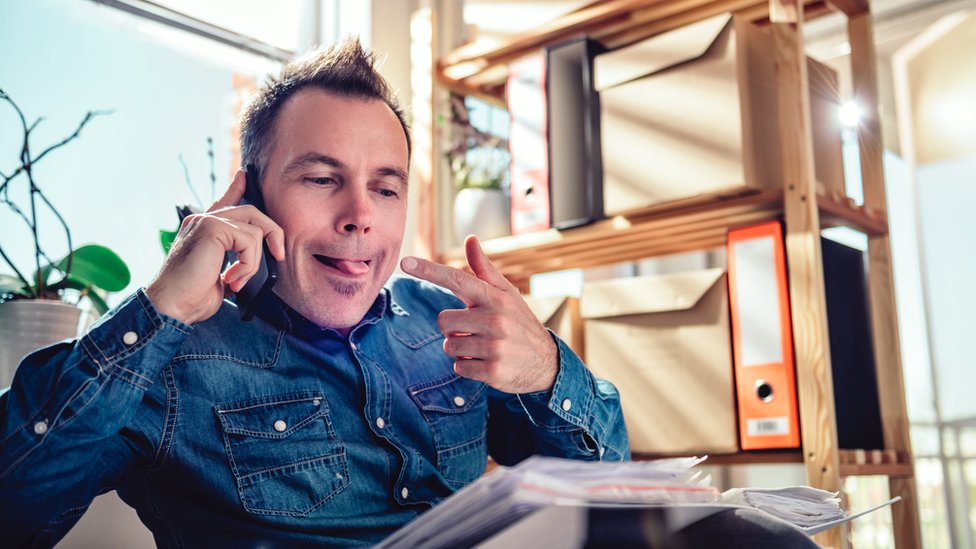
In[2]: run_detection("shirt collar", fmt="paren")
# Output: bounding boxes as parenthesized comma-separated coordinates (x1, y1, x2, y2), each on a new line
(252, 288, 392, 339)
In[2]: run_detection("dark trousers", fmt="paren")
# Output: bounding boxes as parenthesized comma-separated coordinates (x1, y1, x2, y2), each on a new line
(585, 507, 822, 548)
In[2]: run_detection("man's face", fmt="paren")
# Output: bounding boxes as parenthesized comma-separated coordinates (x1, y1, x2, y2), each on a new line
(260, 88, 409, 332)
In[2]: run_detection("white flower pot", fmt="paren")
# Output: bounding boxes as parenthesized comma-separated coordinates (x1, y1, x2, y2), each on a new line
(0, 300, 81, 387)
(453, 187, 510, 243)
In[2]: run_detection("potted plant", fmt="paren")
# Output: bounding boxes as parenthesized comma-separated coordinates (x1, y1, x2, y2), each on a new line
(445, 94, 510, 242)
(0, 88, 130, 386)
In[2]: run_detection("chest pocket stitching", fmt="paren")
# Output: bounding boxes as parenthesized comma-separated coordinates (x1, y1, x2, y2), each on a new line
(214, 392, 349, 517)
(409, 376, 487, 415)
(409, 375, 489, 481)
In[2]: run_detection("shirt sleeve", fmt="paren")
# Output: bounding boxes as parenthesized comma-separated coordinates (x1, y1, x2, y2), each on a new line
(486, 330, 630, 465)
(0, 289, 192, 545)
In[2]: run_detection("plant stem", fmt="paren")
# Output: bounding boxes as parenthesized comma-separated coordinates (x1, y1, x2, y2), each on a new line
(207, 137, 216, 203)
(178, 153, 203, 208)
(0, 90, 108, 298)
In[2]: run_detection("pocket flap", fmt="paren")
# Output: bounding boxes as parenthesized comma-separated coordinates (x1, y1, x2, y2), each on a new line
(216, 392, 327, 439)
(410, 376, 485, 414)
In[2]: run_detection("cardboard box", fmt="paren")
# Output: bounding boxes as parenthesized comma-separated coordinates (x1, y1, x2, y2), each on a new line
(523, 295, 583, 357)
(594, 14, 844, 215)
(580, 269, 738, 455)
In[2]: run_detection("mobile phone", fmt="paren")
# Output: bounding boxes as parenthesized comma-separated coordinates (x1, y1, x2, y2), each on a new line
(229, 164, 278, 321)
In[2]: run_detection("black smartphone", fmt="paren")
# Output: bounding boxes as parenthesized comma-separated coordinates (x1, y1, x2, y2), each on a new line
(230, 164, 278, 321)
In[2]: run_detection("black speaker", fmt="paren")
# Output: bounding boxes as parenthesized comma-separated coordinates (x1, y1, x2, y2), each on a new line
(546, 37, 605, 230)
(822, 236, 885, 450)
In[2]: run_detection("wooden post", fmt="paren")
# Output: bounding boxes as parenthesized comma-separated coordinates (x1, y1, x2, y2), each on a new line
(770, 0, 845, 546)
(849, 12, 923, 548)
(410, 6, 437, 260)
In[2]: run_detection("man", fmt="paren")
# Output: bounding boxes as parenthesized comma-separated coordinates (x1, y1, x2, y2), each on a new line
(0, 39, 627, 546)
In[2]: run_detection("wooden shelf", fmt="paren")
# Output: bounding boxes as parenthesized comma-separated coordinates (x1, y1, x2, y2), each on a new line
(839, 449, 915, 478)
(633, 448, 914, 477)
(440, 188, 886, 290)
(634, 450, 805, 465)
(425, 1, 920, 545)
(437, 0, 838, 101)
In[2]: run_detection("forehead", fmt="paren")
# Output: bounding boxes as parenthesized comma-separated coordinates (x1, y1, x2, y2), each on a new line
(266, 88, 408, 170)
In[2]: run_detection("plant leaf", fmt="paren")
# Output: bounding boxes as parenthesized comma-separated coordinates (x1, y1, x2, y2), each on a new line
(56, 245, 130, 292)
(59, 275, 110, 315)
(86, 288, 110, 316)
(0, 273, 30, 297)
(160, 229, 178, 254)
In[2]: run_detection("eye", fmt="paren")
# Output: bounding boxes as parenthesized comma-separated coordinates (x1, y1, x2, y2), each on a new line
(376, 188, 399, 198)
(305, 176, 338, 186)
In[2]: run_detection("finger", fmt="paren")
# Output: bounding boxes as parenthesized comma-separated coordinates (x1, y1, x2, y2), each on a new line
(453, 358, 492, 383)
(437, 308, 494, 337)
(464, 235, 517, 295)
(443, 334, 499, 362)
(220, 223, 264, 291)
(209, 169, 247, 212)
(211, 203, 286, 262)
(400, 256, 490, 306)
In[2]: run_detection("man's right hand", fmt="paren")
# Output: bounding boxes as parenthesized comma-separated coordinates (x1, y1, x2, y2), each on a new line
(145, 170, 285, 325)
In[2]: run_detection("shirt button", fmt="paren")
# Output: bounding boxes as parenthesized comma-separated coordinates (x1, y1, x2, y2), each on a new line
(33, 420, 49, 435)
(453, 396, 465, 407)
(350, 341, 359, 352)
(599, 447, 606, 457)
(273, 420, 287, 432)
(122, 331, 138, 345)
(375, 417, 386, 429)
(561, 399, 572, 412)
(401, 487, 409, 499)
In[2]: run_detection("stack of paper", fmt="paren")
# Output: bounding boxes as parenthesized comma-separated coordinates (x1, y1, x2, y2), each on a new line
(375, 456, 716, 549)
(721, 486, 844, 527)
(376, 457, 902, 547)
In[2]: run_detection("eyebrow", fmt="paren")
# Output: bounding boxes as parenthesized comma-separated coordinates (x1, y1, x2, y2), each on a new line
(283, 152, 408, 186)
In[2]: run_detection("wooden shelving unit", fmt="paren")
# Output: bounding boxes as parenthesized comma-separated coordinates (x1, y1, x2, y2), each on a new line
(422, 0, 920, 547)
(441, 188, 887, 291)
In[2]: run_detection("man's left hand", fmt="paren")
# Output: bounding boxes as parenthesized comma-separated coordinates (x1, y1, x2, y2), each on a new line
(400, 236, 558, 394)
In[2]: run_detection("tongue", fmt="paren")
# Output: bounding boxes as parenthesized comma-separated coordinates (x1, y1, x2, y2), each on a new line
(330, 259, 369, 275)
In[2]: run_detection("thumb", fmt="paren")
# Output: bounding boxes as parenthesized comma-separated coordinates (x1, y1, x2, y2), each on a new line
(464, 235, 516, 294)
(208, 169, 247, 212)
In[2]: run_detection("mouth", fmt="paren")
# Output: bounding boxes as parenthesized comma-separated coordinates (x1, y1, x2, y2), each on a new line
(313, 254, 372, 277)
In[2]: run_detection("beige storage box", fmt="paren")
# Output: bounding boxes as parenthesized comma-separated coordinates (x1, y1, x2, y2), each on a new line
(581, 269, 738, 455)
(594, 13, 844, 214)
(523, 295, 583, 357)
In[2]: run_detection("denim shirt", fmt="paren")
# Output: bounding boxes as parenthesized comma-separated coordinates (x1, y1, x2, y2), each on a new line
(0, 276, 628, 547)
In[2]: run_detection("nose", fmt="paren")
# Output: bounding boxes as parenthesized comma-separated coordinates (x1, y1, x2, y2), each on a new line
(336, 186, 371, 235)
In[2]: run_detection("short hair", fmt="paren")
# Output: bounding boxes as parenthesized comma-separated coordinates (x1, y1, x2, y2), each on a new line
(240, 37, 411, 180)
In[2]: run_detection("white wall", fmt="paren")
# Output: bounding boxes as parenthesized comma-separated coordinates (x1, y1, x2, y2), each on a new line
(915, 155, 976, 422)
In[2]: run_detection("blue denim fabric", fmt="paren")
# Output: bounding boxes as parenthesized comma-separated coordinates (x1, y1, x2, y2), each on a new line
(0, 276, 628, 547)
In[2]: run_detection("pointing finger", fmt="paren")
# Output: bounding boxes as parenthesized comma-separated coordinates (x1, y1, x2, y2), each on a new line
(401, 256, 490, 306)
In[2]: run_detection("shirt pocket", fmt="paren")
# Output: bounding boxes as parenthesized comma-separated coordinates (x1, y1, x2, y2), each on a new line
(215, 391, 349, 517)
(409, 376, 488, 488)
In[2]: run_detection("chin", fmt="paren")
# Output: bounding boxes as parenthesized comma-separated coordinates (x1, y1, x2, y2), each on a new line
(292, 279, 380, 331)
